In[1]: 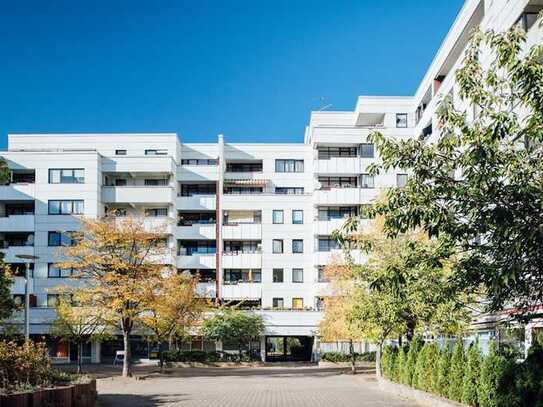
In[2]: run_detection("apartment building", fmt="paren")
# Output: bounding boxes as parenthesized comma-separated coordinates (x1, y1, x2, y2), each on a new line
(0, 0, 541, 363)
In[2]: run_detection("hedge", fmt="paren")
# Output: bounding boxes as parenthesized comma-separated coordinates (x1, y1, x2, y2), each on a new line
(381, 340, 543, 407)
(320, 351, 376, 363)
(163, 350, 260, 363)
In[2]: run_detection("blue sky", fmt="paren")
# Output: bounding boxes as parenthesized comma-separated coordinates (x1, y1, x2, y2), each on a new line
(0, 0, 463, 149)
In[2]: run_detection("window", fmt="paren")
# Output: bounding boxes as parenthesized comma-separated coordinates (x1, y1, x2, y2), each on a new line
(49, 169, 85, 184)
(224, 186, 263, 195)
(292, 239, 303, 253)
(292, 298, 304, 310)
(48, 200, 84, 215)
(145, 149, 167, 155)
(272, 210, 284, 224)
(252, 269, 262, 283)
(360, 143, 374, 158)
(14, 294, 37, 308)
(272, 298, 284, 308)
(177, 240, 216, 256)
(275, 159, 304, 173)
(115, 149, 127, 155)
(272, 269, 284, 283)
(275, 187, 304, 195)
(318, 177, 358, 189)
(317, 146, 357, 159)
(115, 179, 127, 186)
(318, 206, 358, 221)
(224, 241, 260, 254)
(47, 294, 59, 307)
(292, 210, 303, 224)
(180, 183, 216, 196)
(48, 231, 77, 247)
(48, 264, 75, 278)
(145, 207, 169, 217)
(178, 212, 216, 225)
(144, 179, 168, 186)
(397, 174, 408, 188)
(292, 268, 303, 283)
(181, 159, 217, 165)
(361, 174, 374, 188)
(226, 162, 262, 172)
(272, 239, 283, 254)
(396, 113, 408, 128)
(318, 238, 340, 252)
(317, 266, 329, 282)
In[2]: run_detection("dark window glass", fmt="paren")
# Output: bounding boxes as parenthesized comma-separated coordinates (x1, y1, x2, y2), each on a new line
(273, 269, 284, 283)
(396, 113, 408, 128)
(360, 143, 374, 158)
(292, 239, 303, 253)
(115, 150, 127, 155)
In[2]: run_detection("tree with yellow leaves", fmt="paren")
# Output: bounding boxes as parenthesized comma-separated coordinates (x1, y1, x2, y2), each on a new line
(58, 215, 173, 377)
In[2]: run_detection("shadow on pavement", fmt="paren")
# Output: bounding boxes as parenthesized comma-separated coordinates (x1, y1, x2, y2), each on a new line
(98, 393, 190, 407)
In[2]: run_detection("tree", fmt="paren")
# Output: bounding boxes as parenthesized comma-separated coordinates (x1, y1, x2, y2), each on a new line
(448, 340, 465, 402)
(462, 342, 481, 406)
(58, 215, 171, 377)
(0, 258, 16, 323)
(365, 24, 543, 316)
(140, 273, 205, 371)
(478, 341, 504, 407)
(51, 296, 110, 374)
(0, 158, 9, 185)
(201, 308, 264, 361)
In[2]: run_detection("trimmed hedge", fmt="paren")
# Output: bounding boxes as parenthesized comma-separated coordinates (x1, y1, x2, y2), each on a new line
(163, 350, 260, 363)
(320, 351, 376, 363)
(381, 340, 543, 407)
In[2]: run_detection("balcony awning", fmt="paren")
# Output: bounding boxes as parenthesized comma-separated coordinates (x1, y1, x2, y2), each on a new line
(223, 179, 268, 186)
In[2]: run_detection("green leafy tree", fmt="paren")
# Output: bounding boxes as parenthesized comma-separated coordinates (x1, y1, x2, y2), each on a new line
(0, 158, 9, 185)
(436, 345, 452, 397)
(414, 343, 429, 390)
(448, 340, 465, 402)
(462, 342, 481, 406)
(0, 257, 16, 324)
(478, 341, 504, 407)
(201, 309, 264, 361)
(364, 24, 543, 316)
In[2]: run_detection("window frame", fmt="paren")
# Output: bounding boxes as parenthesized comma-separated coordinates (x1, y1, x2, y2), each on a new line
(48, 168, 85, 184)
(272, 239, 284, 254)
(292, 210, 303, 224)
(292, 268, 304, 283)
(292, 297, 304, 310)
(360, 143, 375, 158)
(115, 149, 127, 155)
(292, 239, 304, 254)
(274, 159, 304, 173)
(396, 113, 408, 128)
(396, 173, 408, 188)
(272, 268, 284, 283)
(272, 210, 284, 224)
(361, 174, 375, 189)
(272, 297, 284, 308)
(48, 200, 84, 215)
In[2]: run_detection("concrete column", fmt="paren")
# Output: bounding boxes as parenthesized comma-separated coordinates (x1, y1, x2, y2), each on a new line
(260, 336, 266, 362)
(312, 335, 320, 362)
(91, 341, 101, 364)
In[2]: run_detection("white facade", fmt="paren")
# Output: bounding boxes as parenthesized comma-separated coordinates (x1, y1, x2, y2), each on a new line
(0, 0, 541, 361)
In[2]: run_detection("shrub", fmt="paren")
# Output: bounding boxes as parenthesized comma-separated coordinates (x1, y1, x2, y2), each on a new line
(448, 339, 465, 402)
(414, 343, 429, 390)
(405, 339, 421, 386)
(462, 342, 481, 406)
(0, 340, 52, 392)
(396, 346, 407, 384)
(503, 342, 543, 407)
(425, 343, 439, 393)
(478, 341, 505, 407)
(162, 350, 259, 363)
(320, 351, 376, 363)
(436, 345, 452, 397)
(381, 346, 398, 379)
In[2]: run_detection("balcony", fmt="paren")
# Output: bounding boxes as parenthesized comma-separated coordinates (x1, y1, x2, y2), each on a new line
(196, 282, 216, 298)
(314, 188, 361, 205)
(315, 218, 347, 235)
(0, 184, 35, 201)
(315, 157, 361, 174)
(0, 246, 35, 263)
(175, 224, 215, 239)
(221, 282, 262, 300)
(176, 254, 215, 269)
(314, 249, 364, 265)
(222, 223, 261, 240)
(176, 195, 216, 210)
(143, 217, 174, 234)
(256, 310, 323, 336)
(102, 186, 174, 204)
(221, 253, 261, 269)
(0, 215, 35, 232)
(101, 156, 175, 174)
(178, 165, 219, 181)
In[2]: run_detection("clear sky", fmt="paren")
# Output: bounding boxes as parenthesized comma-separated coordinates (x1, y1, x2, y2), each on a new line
(0, 0, 464, 149)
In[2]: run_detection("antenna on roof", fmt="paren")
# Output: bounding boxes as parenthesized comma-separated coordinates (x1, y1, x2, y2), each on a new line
(317, 97, 333, 111)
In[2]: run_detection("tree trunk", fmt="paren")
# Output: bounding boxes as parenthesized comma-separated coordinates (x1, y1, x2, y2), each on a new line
(122, 331, 132, 377)
(238, 343, 242, 362)
(77, 342, 83, 375)
(376, 341, 383, 378)
(349, 339, 356, 374)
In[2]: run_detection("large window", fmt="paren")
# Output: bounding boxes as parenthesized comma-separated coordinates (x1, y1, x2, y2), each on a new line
(292, 268, 303, 283)
(181, 159, 217, 165)
(179, 183, 216, 196)
(223, 269, 261, 283)
(272, 297, 284, 308)
(396, 113, 408, 128)
(145, 149, 168, 155)
(318, 206, 358, 221)
(272, 210, 284, 224)
(48, 200, 84, 215)
(317, 147, 357, 159)
(145, 207, 169, 217)
(292, 239, 303, 253)
(319, 177, 358, 189)
(275, 187, 304, 195)
(144, 179, 168, 186)
(224, 186, 263, 195)
(178, 212, 216, 225)
(48, 264, 75, 278)
(48, 231, 78, 247)
(273, 268, 284, 283)
(178, 240, 216, 256)
(226, 162, 262, 172)
(272, 239, 284, 254)
(224, 241, 260, 254)
(275, 159, 304, 173)
(115, 149, 127, 155)
(318, 238, 340, 252)
(361, 174, 374, 188)
(292, 298, 304, 310)
(360, 143, 374, 158)
(49, 169, 84, 184)
(292, 210, 303, 224)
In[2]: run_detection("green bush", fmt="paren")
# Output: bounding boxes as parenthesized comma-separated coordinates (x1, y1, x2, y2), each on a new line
(163, 350, 259, 363)
(448, 339, 465, 402)
(381, 346, 398, 379)
(425, 343, 439, 393)
(405, 339, 421, 386)
(396, 346, 407, 384)
(0, 340, 52, 392)
(320, 351, 376, 363)
(478, 341, 505, 407)
(414, 343, 429, 390)
(462, 342, 481, 406)
(436, 345, 451, 397)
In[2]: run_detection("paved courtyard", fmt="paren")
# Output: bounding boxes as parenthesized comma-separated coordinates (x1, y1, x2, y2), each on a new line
(97, 366, 419, 407)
